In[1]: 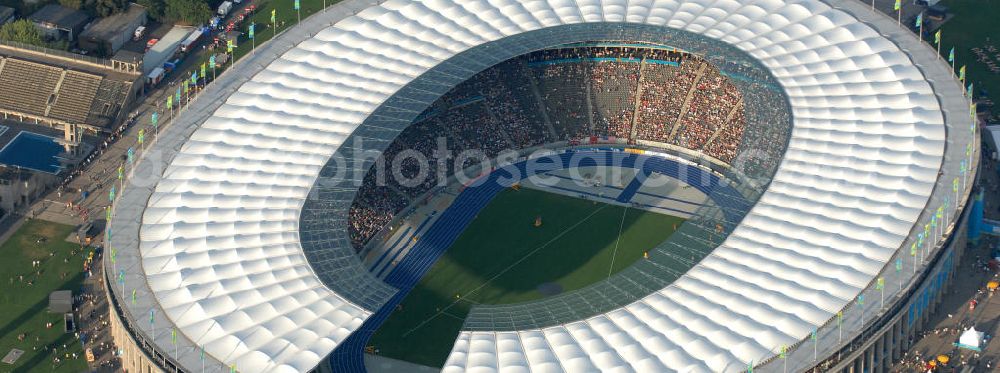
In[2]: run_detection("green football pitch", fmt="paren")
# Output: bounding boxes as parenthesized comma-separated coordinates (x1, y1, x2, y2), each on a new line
(369, 187, 685, 367)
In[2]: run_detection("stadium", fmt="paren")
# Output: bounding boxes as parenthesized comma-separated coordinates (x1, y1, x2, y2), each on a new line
(104, 0, 978, 372)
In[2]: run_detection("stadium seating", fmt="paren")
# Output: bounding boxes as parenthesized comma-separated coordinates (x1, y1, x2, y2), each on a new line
(48, 71, 102, 124)
(347, 44, 760, 251)
(0, 59, 62, 117)
(86, 79, 131, 127)
(0, 56, 132, 129)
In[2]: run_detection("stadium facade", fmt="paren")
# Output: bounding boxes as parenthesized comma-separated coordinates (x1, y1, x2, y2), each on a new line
(104, 0, 979, 372)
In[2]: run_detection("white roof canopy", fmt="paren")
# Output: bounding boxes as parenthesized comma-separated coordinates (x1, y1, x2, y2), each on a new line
(107, 0, 976, 372)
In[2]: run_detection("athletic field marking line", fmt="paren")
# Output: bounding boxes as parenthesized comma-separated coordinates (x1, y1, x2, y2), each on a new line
(608, 205, 629, 278)
(400, 203, 611, 338)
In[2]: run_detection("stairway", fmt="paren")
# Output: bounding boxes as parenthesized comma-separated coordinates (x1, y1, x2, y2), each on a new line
(628, 58, 648, 140)
(702, 97, 744, 149)
(521, 60, 559, 139)
(667, 63, 709, 140)
(44, 70, 68, 117)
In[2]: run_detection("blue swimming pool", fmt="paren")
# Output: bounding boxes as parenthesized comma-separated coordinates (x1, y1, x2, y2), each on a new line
(0, 131, 65, 174)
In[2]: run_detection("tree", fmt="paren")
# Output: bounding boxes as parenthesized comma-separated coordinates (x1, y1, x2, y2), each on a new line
(136, 0, 165, 20)
(90, 0, 127, 17)
(58, 0, 83, 10)
(163, 0, 210, 25)
(0, 19, 65, 50)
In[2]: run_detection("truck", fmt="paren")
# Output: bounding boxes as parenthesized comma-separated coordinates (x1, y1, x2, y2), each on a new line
(179, 28, 204, 53)
(217, 1, 233, 16)
(146, 67, 165, 86)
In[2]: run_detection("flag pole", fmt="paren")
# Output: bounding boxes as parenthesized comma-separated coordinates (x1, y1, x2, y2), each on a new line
(859, 296, 864, 329)
(918, 15, 923, 43)
(937, 33, 941, 59)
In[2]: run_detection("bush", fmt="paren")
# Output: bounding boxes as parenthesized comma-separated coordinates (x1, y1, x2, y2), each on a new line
(0, 19, 67, 50)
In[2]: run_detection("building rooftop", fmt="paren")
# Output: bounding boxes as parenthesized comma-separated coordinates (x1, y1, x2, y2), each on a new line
(79, 4, 146, 42)
(28, 4, 89, 30)
(0, 6, 16, 23)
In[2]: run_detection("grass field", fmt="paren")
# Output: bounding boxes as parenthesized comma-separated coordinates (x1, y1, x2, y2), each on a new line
(0, 220, 88, 373)
(369, 188, 685, 367)
(940, 0, 1000, 116)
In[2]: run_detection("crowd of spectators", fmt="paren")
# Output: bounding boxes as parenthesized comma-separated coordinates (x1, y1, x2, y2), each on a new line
(348, 43, 772, 250)
(634, 59, 701, 142)
(348, 171, 410, 249)
(670, 68, 744, 151)
(590, 61, 638, 138)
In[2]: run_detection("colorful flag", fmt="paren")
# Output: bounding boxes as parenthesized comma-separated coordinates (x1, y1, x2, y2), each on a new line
(937, 206, 943, 220)
(271, 8, 276, 24)
(210, 54, 216, 68)
(876, 277, 884, 290)
(110, 248, 116, 264)
(172, 328, 177, 345)
(175, 87, 181, 103)
(167, 95, 172, 110)
(131, 289, 136, 304)
(857, 294, 864, 305)
(934, 29, 941, 45)
(191, 71, 197, 85)
(201, 346, 205, 361)
(109, 186, 116, 201)
(127, 147, 134, 164)
(151, 111, 158, 126)
(837, 310, 843, 324)
(896, 258, 902, 271)
(117, 165, 123, 180)
(118, 269, 125, 284)
(779, 345, 787, 358)
(249, 22, 255, 39)
(811, 328, 817, 340)
(948, 47, 955, 63)
(748, 360, 753, 373)
(959, 65, 966, 81)
(150, 309, 154, 325)
(953, 177, 959, 192)
(894, 0, 901, 11)
(294, 0, 300, 10)
(138, 129, 145, 145)
(201, 62, 206, 80)
(911, 242, 917, 256)
(227, 39, 233, 53)
(971, 102, 977, 118)
(915, 12, 922, 28)
(968, 83, 974, 98)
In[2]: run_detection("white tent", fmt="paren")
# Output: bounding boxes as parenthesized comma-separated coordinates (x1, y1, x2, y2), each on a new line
(956, 327, 984, 351)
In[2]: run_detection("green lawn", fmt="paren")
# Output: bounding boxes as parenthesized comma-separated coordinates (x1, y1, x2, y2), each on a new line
(0, 220, 88, 373)
(369, 188, 685, 367)
(940, 0, 1000, 117)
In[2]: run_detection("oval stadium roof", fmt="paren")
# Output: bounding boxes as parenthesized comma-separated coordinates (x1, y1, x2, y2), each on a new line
(106, 0, 975, 372)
